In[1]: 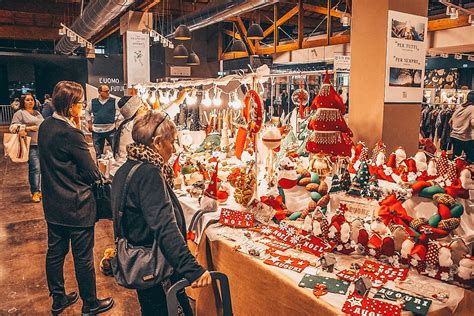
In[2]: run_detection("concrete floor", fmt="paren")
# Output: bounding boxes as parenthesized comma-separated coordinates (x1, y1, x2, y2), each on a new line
(0, 144, 141, 314)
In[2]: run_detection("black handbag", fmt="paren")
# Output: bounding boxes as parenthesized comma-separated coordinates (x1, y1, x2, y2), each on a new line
(94, 175, 113, 220)
(111, 162, 173, 290)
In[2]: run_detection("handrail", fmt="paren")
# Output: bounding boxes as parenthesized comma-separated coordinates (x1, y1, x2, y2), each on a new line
(0, 105, 15, 125)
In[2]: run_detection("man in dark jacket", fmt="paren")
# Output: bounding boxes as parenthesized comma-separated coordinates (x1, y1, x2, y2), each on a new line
(42, 94, 54, 118)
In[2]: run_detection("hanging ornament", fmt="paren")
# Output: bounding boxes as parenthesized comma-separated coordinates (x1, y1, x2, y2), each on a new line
(235, 89, 263, 159)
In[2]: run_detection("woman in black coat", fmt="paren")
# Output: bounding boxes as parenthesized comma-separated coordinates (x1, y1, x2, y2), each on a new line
(112, 110, 211, 316)
(38, 81, 113, 315)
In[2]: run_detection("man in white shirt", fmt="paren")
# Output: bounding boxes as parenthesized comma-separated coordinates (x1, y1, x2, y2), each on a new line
(85, 85, 120, 158)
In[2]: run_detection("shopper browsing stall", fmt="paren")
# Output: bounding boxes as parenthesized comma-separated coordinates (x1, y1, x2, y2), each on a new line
(38, 81, 114, 315)
(109, 95, 147, 176)
(111, 110, 211, 316)
(450, 90, 474, 163)
(9, 93, 44, 202)
(85, 84, 120, 158)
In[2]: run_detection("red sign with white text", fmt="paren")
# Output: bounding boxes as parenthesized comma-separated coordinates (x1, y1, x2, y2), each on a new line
(219, 209, 255, 228)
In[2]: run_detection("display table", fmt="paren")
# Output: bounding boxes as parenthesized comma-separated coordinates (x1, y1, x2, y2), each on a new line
(178, 195, 474, 316)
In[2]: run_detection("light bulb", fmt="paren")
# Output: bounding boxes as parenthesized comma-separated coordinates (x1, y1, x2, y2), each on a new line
(202, 91, 212, 107)
(212, 90, 222, 106)
(163, 91, 170, 104)
(231, 93, 242, 109)
(186, 90, 197, 106)
(159, 91, 166, 103)
(141, 92, 148, 103)
(149, 91, 157, 104)
(170, 90, 178, 102)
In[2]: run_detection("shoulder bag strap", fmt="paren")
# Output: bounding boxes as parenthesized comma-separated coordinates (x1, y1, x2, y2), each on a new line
(115, 161, 143, 239)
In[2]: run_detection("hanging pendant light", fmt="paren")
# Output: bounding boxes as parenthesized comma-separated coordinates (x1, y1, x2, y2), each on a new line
(186, 51, 200, 65)
(174, 24, 192, 40)
(247, 23, 264, 40)
(173, 44, 189, 58)
(231, 40, 247, 53)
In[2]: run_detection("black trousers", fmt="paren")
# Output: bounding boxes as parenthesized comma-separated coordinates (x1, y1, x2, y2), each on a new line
(92, 129, 115, 159)
(46, 223, 97, 305)
(136, 274, 193, 316)
(451, 137, 474, 163)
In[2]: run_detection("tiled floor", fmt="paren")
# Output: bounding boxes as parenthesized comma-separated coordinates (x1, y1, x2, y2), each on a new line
(0, 141, 141, 315)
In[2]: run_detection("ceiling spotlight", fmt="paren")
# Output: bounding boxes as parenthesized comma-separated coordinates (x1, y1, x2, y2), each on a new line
(186, 51, 200, 65)
(149, 91, 157, 104)
(449, 7, 458, 19)
(340, 15, 351, 27)
(429, 51, 437, 57)
(212, 89, 222, 106)
(468, 55, 474, 61)
(174, 24, 192, 40)
(441, 53, 449, 58)
(173, 44, 188, 58)
(247, 23, 264, 40)
(454, 53, 462, 60)
(231, 39, 247, 53)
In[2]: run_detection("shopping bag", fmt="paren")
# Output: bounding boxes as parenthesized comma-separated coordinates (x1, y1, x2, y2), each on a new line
(3, 133, 31, 163)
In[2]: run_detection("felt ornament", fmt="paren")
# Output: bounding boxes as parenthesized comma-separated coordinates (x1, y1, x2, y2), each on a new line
(427, 159, 437, 176)
(376, 151, 386, 167)
(277, 157, 299, 189)
(448, 238, 470, 265)
(370, 217, 388, 235)
(459, 168, 474, 190)
(401, 239, 415, 263)
(377, 194, 414, 237)
(339, 168, 352, 191)
(405, 158, 419, 182)
(438, 245, 453, 268)
(394, 147, 407, 167)
(456, 255, 474, 282)
(426, 241, 440, 267)
(349, 142, 365, 173)
(374, 287, 432, 315)
(342, 292, 402, 316)
(306, 71, 353, 157)
(350, 218, 364, 242)
(381, 237, 395, 257)
(329, 174, 341, 193)
(414, 150, 428, 172)
(299, 275, 350, 295)
(370, 141, 386, 162)
(391, 225, 410, 252)
(454, 156, 469, 174)
(357, 229, 369, 247)
(435, 151, 457, 187)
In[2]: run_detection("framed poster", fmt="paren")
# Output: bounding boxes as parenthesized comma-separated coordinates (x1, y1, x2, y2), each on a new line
(385, 10, 428, 103)
(125, 31, 150, 86)
(334, 55, 351, 72)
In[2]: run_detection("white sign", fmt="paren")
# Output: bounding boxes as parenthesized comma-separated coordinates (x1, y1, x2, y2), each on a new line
(170, 66, 191, 77)
(125, 31, 150, 86)
(385, 10, 428, 103)
(334, 55, 351, 72)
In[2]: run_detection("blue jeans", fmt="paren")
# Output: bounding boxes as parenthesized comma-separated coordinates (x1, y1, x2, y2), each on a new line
(92, 129, 115, 159)
(28, 146, 41, 194)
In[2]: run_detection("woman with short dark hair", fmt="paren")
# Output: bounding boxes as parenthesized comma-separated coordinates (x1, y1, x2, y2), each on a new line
(9, 92, 44, 202)
(38, 81, 114, 315)
(112, 110, 211, 316)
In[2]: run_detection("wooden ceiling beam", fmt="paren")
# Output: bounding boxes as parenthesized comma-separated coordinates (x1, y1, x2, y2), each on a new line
(222, 29, 242, 40)
(0, 0, 79, 17)
(303, 3, 343, 19)
(262, 5, 299, 39)
(0, 24, 59, 41)
(428, 15, 470, 31)
(221, 51, 248, 60)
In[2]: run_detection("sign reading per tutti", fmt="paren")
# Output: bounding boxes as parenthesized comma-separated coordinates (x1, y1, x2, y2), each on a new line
(385, 10, 428, 103)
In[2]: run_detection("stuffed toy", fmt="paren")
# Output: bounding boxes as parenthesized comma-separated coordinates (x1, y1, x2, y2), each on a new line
(99, 248, 116, 277)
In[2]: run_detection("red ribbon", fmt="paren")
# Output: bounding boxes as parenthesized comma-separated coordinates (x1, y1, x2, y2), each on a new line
(378, 194, 415, 236)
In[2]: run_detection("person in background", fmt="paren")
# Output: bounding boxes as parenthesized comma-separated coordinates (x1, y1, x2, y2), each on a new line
(42, 94, 54, 119)
(85, 84, 119, 158)
(109, 95, 147, 176)
(10, 97, 20, 112)
(38, 81, 114, 315)
(450, 90, 474, 163)
(9, 93, 44, 202)
(112, 110, 211, 315)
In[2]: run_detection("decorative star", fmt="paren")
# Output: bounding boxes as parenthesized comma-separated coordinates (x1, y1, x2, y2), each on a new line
(285, 258, 294, 265)
(347, 296, 363, 307)
(268, 256, 280, 263)
(297, 260, 306, 266)
(420, 227, 433, 235)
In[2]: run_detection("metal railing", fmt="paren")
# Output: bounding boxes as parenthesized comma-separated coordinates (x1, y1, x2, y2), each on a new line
(0, 105, 14, 125)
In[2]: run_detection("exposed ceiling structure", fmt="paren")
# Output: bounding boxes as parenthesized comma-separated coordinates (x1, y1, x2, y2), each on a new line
(0, 0, 472, 55)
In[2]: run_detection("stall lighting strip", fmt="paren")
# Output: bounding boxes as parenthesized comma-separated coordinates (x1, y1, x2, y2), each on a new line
(149, 29, 174, 48)
(438, 0, 474, 25)
(59, 23, 94, 50)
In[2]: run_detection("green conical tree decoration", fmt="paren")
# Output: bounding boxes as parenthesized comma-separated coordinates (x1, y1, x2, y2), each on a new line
(340, 168, 351, 191)
(329, 174, 341, 193)
(348, 161, 370, 196)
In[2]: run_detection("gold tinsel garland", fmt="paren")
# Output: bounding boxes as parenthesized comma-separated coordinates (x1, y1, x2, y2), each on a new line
(310, 131, 342, 144)
(314, 108, 343, 121)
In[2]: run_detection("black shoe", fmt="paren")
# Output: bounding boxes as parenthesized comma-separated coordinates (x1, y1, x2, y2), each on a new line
(81, 297, 114, 315)
(51, 292, 79, 314)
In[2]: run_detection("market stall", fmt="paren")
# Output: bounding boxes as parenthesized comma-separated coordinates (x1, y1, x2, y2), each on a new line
(124, 67, 473, 316)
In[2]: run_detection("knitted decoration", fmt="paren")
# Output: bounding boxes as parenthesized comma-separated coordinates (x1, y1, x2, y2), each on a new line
(329, 174, 341, 193)
(370, 142, 386, 162)
(306, 71, 353, 157)
(340, 168, 352, 191)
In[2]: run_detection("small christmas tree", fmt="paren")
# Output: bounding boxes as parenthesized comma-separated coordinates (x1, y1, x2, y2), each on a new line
(365, 175, 381, 199)
(348, 161, 370, 196)
(329, 174, 341, 193)
(305, 71, 353, 157)
(297, 116, 311, 157)
(340, 168, 351, 191)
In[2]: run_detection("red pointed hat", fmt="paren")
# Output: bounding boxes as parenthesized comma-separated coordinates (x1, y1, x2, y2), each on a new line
(204, 162, 219, 199)
(454, 156, 469, 173)
(406, 158, 417, 173)
(386, 153, 397, 168)
(310, 70, 346, 114)
(172, 153, 181, 177)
